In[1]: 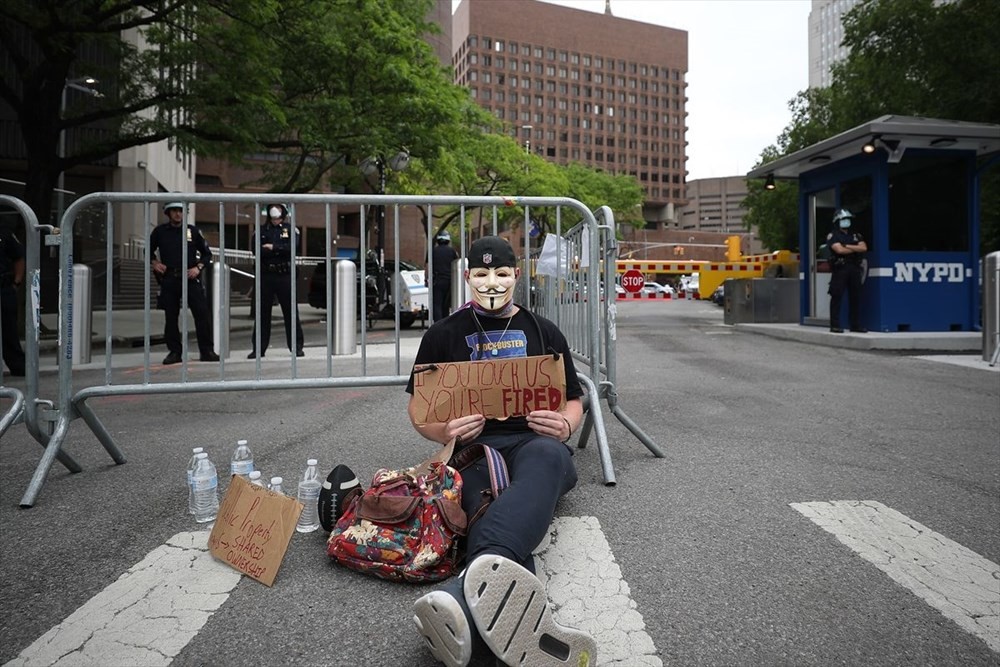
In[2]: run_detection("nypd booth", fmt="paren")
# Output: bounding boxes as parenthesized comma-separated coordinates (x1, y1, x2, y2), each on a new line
(747, 115, 1000, 332)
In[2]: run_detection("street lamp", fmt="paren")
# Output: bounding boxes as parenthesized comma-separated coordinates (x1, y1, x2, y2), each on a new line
(521, 125, 533, 154)
(57, 77, 102, 223)
(360, 150, 410, 260)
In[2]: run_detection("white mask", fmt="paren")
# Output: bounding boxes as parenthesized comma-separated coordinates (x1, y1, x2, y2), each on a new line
(268, 206, 283, 220)
(839, 220, 851, 229)
(467, 267, 517, 311)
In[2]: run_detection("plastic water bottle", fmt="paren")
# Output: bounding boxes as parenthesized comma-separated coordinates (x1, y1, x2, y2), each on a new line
(269, 477, 284, 495)
(249, 470, 267, 487)
(296, 459, 322, 533)
(186, 447, 205, 515)
(192, 452, 219, 524)
(230, 439, 254, 480)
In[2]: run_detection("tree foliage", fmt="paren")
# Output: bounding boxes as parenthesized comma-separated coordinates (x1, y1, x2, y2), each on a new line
(0, 0, 466, 223)
(744, 0, 1000, 253)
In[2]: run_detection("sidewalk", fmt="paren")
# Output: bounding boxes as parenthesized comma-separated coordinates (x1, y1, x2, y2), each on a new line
(36, 305, 329, 351)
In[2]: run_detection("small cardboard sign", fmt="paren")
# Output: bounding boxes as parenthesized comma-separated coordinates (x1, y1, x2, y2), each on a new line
(410, 354, 566, 424)
(208, 475, 303, 587)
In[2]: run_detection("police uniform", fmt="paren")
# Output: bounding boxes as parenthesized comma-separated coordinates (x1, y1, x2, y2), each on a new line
(149, 220, 216, 360)
(249, 215, 304, 357)
(0, 228, 26, 376)
(828, 227, 866, 332)
(431, 238, 458, 321)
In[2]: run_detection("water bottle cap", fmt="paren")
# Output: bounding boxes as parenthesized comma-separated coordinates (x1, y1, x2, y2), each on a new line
(249, 471, 261, 479)
(237, 440, 248, 446)
(193, 447, 204, 453)
(271, 476, 282, 484)
(307, 458, 318, 466)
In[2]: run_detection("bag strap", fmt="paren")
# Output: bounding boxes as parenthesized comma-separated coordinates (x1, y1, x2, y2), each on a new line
(450, 441, 509, 499)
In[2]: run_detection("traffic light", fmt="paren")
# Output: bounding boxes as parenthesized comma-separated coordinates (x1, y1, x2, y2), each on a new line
(725, 236, 741, 261)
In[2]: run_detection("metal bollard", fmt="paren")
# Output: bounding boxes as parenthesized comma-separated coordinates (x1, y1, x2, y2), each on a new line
(333, 259, 356, 355)
(71, 264, 92, 365)
(984, 251, 999, 365)
(210, 263, 230, 358)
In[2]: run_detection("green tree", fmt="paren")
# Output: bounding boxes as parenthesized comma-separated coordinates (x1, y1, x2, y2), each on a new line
(0, 0, 468, 224)
(745, 0, 1000, 252)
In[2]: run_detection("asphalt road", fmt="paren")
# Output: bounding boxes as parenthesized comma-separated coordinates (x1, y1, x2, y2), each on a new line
(1, 300, 997, 666)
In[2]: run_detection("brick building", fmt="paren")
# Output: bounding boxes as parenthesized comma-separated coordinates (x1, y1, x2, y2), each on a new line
(451, 0, 689, 230)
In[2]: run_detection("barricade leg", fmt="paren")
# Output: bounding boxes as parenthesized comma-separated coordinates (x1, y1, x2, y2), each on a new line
(0, 387, 24, 439)
(74, 397, 127, 465)
(575, 374, 616, 486)
(19, 416, 73, 508)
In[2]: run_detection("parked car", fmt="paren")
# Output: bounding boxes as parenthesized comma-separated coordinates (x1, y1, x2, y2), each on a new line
(641, 281, 675, 296)
(711, 284, 725, 306)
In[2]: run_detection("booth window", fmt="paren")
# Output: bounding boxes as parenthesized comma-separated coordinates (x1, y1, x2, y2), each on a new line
(888, 156, 969, 252)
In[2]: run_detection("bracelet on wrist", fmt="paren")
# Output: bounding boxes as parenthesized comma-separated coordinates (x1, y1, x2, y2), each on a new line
(561, 416, 573, 441)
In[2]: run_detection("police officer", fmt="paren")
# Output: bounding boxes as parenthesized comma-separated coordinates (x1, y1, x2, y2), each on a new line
(430, 230, 458, 321)
(149, 202, 220, 364)
(0, 226, 26, 376)
(248, 204, 304, 358)
(828, 208, 868, 333)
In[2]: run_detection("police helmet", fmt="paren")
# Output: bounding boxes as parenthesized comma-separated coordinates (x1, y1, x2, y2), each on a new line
(266, 203, 289, 219)
(163, 202, 185, 213)
(435, 230, 451, 243)
(832, 209, 853, 225)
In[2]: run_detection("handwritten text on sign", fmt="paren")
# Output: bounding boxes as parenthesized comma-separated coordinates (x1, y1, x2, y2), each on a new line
(208, 475, 303, 587)
(411, 355, 566, 424)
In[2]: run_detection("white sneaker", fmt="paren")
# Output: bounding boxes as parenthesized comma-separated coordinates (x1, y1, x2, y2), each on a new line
(463, 555, 597, 666)
(413, 585, 475, 667)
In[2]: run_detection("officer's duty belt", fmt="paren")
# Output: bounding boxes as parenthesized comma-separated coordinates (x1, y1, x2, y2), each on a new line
(264, 262, 291, 274)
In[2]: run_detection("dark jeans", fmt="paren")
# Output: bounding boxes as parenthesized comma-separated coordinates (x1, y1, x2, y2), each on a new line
(459, 432, 578, 573)
(160, 277, 214, 356)
(432, 281, 451, 322)
(1, 284, 25, 374)
(829, 263, 864, 330)
(250, 273, 304, 354)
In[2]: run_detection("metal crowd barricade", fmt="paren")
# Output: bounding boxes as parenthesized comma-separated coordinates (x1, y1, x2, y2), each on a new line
(0, 195, 83, 471)
(11, 192, 659, 507)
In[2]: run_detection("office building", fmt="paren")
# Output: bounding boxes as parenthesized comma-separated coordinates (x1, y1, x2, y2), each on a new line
(808, 0, 860, 89)
(679, 176, 747, 234)
(451, 0, 689, 227)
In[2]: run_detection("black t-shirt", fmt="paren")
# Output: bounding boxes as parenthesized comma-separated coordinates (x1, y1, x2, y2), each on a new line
(406, 306, 583, 436)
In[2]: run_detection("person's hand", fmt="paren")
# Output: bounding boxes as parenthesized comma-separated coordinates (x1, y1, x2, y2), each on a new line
(527, 409, 571, 441)
(446, 414, 485, 444)
(187, 265, 200, 279)
(152, 261, 166, 275)
(263, 243, 274, 251)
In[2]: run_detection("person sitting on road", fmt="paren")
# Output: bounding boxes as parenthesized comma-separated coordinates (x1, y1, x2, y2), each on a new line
(406, 235, 596, 667)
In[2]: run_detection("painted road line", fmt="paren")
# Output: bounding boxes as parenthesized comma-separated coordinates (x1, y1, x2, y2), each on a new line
(4, 531, 241, 667)
(791, 500, 1000, 652)
(537, 516, 662, 667)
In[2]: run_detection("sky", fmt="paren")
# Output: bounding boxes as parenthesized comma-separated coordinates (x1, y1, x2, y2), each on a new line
(451, 0, 812, 181)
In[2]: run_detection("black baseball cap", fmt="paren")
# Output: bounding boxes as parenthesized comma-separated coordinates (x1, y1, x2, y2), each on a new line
(468, 236, 517, 269)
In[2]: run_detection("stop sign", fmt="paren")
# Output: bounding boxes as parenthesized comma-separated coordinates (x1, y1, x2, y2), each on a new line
(621, 269, 645, 293)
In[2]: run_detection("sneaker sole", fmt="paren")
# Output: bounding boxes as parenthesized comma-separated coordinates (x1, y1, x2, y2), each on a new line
(464, 555, 596, 667)
(413, 590, 474, 667)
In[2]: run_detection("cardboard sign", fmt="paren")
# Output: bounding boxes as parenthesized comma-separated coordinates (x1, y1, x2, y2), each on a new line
(208, 475, 303, 587)
(410, 354, 566, 424)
